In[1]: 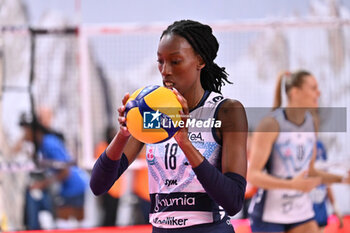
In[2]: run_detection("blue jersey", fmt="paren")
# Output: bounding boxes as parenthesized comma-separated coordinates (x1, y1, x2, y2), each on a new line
(40, 134, 87, 197)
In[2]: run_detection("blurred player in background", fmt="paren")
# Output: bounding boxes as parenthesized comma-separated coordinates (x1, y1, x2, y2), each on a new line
(248, 70, 350, 233)
(17, 112, 87, 229)
(90, 19, 248, 233)
(310, 139, 343, 233)
(309, 110, 345, 232)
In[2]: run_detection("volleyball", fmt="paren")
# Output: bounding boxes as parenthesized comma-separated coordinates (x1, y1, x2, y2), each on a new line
(125, 85, 183, 144)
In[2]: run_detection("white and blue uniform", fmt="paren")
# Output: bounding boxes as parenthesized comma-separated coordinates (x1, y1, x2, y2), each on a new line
(146, 91, 231, 230)
(249, 109, 316, 228)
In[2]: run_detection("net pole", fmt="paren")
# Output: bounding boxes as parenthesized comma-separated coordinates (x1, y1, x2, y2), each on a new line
(79, 28, 94, 169)
(0, 30, 9, 232)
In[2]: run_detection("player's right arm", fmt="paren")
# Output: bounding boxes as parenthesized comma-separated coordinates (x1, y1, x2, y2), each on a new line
(247, 117, 321, 192)
(90, 93, 144, 195)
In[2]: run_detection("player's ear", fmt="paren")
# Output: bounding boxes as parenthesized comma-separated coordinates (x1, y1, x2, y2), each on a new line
(289, 87, 298, 100)
(196, 55, 205, 70)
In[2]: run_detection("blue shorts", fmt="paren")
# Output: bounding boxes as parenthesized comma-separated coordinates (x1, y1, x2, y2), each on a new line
(250, 215, 315, 232)
(55, 193, 85, 208)
(152, 216, 234, 233)
(313, 203, 328, 227)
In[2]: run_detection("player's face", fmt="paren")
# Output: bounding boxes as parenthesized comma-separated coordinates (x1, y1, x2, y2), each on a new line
(157, 34, 203, 95)
(295, 75, 320, 108)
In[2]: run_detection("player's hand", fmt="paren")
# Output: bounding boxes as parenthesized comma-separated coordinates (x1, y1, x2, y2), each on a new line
(172, 88, 189, 146)
(291, 170, 322, 192)
(341, 170, 350, 184)
(118, 93, 131, 137)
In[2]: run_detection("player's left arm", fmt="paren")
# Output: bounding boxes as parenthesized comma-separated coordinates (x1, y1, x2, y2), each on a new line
(219, 99, 247, 177)
(195, 99, 248, 216)
(174, 91, 247, 216)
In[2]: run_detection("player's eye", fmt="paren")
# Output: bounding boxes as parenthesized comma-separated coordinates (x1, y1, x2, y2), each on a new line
(171, 60, 181, 65)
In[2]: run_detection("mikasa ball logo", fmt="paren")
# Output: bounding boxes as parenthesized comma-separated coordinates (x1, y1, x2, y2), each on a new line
(143, 110, 221, 129)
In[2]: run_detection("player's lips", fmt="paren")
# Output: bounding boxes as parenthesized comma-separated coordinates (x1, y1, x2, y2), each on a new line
(163, 81, 174, 89)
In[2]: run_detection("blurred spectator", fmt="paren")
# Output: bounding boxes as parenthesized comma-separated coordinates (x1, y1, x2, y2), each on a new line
(18, 112, 87, 229)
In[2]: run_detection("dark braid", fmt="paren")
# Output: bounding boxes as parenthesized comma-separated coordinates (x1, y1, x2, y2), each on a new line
(161, 20, 231, 93)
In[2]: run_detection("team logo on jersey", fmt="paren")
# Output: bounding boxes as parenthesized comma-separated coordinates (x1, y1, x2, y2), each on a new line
(297, 145, 305, 161)
(146, 147, 155, 165)
(154, 194, 195, 212)
(153, 217, 189, 226)
(165, 179, 178, 187)
(188, 132, 204, 142)
(212, 95, 224, 103)
(285, 148, 292, 157)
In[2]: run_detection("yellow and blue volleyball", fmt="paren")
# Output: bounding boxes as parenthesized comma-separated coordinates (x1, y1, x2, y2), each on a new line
(125, 85, 182, 144)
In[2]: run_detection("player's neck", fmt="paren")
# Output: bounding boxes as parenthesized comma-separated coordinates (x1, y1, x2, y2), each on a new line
(185, 87, 205, 110)
(284, 106, 307, 126)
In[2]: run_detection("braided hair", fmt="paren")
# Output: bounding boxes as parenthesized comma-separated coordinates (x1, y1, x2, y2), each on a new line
(161, 20, 231, 93)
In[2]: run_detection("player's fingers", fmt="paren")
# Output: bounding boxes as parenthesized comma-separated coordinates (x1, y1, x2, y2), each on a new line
(172, 88, 188, 115)
(118, 116, 126, 125)
(122, 93, 130, 105)
(296, 170, 308, 179)
(182, 98, 189, 116)
(119, 126, 130, 137)
(118, 105, 126, 116)
(315, 177, 322, 185)
(305, 177, 322, 191)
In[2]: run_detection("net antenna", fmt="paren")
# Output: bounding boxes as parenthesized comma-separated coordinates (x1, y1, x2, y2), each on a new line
(0, 27, 10, 232)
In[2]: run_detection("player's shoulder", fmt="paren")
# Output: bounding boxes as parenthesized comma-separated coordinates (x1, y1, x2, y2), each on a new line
(216, 98, 245, 116)
(220, 98, 244, 108)
(216, 98, 247, 131)
(255, 115, 279, 133)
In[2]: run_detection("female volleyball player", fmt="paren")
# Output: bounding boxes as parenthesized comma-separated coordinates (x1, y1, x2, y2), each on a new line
(247, 71, 349, 233)
(90, 20, 247, 233)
